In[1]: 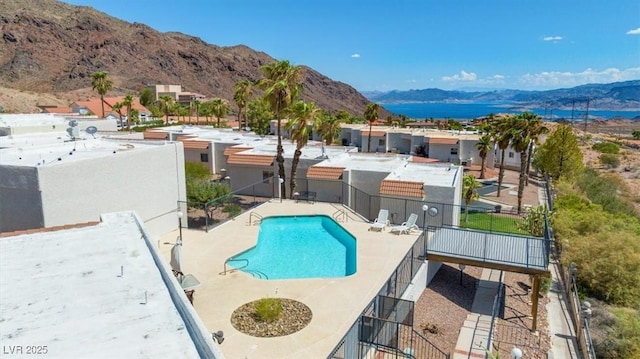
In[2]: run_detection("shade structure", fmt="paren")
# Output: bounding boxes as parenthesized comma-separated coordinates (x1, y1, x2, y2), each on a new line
(170, 237, 183, 273)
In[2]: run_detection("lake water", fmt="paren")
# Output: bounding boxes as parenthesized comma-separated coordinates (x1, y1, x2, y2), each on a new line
(382, 102, 640, 121)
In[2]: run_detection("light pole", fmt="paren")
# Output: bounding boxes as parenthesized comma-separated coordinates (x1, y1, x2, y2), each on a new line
(177, 211, 183, 243)
(278, 177, 284, 202)
(422, 204, 429, 239)
(458, 264, 466, 286)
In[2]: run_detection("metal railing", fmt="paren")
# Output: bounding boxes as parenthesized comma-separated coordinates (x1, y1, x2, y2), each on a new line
(484, 271, 505, 358)
(328, 233, 448, 359)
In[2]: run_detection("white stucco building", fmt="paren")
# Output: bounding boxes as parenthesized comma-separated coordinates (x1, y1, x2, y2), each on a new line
(0, 134, 186, 236)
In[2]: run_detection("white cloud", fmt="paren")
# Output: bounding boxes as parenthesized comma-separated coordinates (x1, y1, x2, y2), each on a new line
(442, 70, 477, 82)
(543, 36, 563, 41)
(627, 27, 640, 35)
(350, 53, 361, 58)
(517, 67, 640, 89)
(405, 79, 417, 83)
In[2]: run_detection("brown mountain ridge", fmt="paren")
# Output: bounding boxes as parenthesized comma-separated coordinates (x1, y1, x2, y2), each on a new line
(0, 0, 382, 117)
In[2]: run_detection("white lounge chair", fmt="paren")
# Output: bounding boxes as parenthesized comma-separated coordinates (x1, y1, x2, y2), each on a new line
(369, 209, 390, 231)
(390, 213, 419, 235)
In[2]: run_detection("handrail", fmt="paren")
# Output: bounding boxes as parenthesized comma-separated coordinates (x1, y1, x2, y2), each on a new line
(220, 257, 249, 275)
(332, 208, 347, 222)
(485, 271, 505, 358)
(249, 212, 263, 225)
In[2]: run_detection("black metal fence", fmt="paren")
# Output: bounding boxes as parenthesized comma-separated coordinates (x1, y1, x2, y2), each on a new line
(328, 233, 449, 359)
(484, 271, 505, 357)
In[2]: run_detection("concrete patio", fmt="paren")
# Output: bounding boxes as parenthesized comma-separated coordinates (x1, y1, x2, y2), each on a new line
(158, 200, 421, 359)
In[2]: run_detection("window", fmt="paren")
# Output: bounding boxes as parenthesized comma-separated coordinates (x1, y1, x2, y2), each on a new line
(262, 170, 274, 183)
(508, 152, 514, 158)
(378, 139, 385, 146)
(450, 147, 458, 155)
(200, 153, 209, 162)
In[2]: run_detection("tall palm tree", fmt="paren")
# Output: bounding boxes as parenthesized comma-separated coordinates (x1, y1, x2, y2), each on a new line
(210, 98, 231, 127)
(193, 99, 201, 125)
(234, 80, 252, 130)
(510, 112, 540, 213)
(286, 101, 321, 197)
(158, 95, 174, 125)
(492, 115, 515, 197)
(90, 71, 113, 118)
(122, 94, 134, 131)
(462, 174, 482, 222)
(364, 103, 379, 152)
(257, 60, 303, 199)
(314, 112, 342, 145)
(475, 134, 493, 179)
(523, 113, 549, 185)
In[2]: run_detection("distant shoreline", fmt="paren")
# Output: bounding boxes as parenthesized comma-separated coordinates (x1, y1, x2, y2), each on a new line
(381, 101, 640, 121)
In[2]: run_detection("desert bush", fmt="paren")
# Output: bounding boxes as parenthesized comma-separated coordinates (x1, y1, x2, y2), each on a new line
(593, 142, 620, 154)
(599, 153, 620, 168)
(254, 298, 283, 323)
(590, 300, 640, 359)
(222, 203, 242, 218)
(577, 169, 638, 217)
(185, 162, 210, 180)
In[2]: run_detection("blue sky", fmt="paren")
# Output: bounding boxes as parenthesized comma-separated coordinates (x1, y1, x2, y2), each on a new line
(64, 0, 640, 92)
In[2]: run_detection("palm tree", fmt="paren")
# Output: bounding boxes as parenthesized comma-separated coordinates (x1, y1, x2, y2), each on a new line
(193, 100, 201, 125)
(475, 134, 493, 179)
(122, 94, 134, 131)
(462, 174, 482, 222)
(364, 103, 379, 152)
(112, 102, 124, 127)
(210, 98, 231, 128)
(257, 60, 303, 199)
(158, 95, 174, 125)
(492, 115, 515, 197)
(286, 101, 321, 197)
(510, 112, 540, 213)
(90, 71, 113, 118)
(314, 112, 342, 145)
(234, 80, 252, 130)
(523, 113, 549, 185)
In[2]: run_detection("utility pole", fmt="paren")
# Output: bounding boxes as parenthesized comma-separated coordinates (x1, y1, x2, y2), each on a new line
(583, 98, 590, 134)
(570, 99, 576, 126)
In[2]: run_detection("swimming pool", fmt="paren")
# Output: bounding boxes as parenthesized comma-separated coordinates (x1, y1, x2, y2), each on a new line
(228, 215, 357, 280)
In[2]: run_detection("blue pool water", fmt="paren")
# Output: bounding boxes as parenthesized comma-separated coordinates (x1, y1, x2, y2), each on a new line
(228, 215, 357, 280)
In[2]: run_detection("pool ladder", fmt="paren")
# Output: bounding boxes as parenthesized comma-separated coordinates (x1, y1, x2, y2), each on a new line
(248, 212, 263, 226)
(332, 208, 348, 222)
(220, 258, 249, 275)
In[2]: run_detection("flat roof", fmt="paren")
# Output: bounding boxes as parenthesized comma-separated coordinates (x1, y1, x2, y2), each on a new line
(0, 113, 69, 127)
(0, 212, 203, 358)
(386, 162, 462, 187)
(0, 137, 174, 167)
(240, 142, 357, 160)
(313, 152, 411, 172)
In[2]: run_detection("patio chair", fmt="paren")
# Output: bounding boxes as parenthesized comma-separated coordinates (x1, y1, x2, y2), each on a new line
(390, 213, 419, 235)
(369, 209, 390, 231)
(173, 269, 201, 304)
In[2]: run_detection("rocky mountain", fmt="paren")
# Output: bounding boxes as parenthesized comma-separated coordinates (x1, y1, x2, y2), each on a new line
(368, 80, 640, 110)
(0, 0, 383, 117)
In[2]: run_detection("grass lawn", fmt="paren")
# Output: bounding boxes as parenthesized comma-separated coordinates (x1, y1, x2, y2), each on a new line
(460, 212, 529, 235)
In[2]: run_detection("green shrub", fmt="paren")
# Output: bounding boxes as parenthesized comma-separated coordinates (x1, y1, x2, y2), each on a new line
(185, 162, 210, 180)
(590, 301, 640, 359)
(222, 203, 241, 218)
(599, 153, 620, 168)
(592, 142, 620, 154)
(254, 298, 282, 323)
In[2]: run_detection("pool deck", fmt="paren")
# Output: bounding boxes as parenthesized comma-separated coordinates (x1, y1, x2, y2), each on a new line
(158, 200, 420, 359)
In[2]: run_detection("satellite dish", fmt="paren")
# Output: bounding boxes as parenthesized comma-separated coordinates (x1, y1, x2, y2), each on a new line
(68, 119, 78, 127)
(86, 126, 97, 134)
